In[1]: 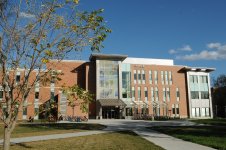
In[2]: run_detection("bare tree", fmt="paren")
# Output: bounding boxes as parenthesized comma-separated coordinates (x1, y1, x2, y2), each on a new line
(0, 0, 110, 149)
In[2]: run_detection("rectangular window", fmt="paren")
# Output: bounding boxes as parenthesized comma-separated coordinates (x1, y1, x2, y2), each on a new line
(126, 108, 133, 116)
(154, 71, 158, 84)
(144, 87, 148, 101)
(163, 88, 166, 101)
(201, 91, 209, 99)
(176, 104, 179, 115)
(161, 71, 164, 85)
(190, 75, 198, 83)
(149, 71, 152, 84)
(134, 70, 137, 84)
(201, 108, 205, 117)
(16, 75, 20, 83)
(151, 87, 154, 101)
(165, 71, 168, 85)
(132, 87, 135, 100)
(200, 76, 208, 83)
(35, 92, 39, 99)
(205, 108, 210, 116)
(192, 108, 196, 117)
(196, 108, 200, 117)
(191, 91, 199, 99)
(142, 70, 145, 84)
(169, 71, 172, 85)
(176, 88, 180, 101)
(138, 70, 141, 84)
(0, 91, 3, 99)
(155, 87, 159, 101)
(167, 88, 170, 101)
(172, 104, 175, 115)
(23, 107, 27, 115)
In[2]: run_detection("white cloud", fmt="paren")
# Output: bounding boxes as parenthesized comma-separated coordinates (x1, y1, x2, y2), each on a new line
(168, 44, 192, 54)
(178, 45, 192, 51)
(168, 49, 177, 54)
(177, 42, 226, 61)
(19, 12, 35, 18)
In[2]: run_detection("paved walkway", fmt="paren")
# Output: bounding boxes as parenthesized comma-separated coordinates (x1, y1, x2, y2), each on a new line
(0, 120, 216, 150)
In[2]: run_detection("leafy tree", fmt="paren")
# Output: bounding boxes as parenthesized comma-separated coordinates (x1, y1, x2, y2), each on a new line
(213, 74, 226, 88)
(212, 74, 226, 118)
(0, 0, 110, 149)
(62, 85, 93, 117)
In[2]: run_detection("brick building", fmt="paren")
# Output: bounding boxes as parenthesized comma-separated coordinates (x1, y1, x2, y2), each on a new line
(0, 54, 215, 120)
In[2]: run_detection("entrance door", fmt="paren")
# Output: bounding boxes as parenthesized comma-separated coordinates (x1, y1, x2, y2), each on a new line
(102, 106, 119, 119)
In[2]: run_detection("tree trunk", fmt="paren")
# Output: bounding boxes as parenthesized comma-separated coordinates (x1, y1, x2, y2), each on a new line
(3, 126, 11, 150)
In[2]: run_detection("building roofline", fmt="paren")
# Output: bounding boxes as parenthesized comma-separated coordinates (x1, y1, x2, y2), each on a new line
(89, 53, 128, 61)
(180, 67, 215, 72)
(50, 59, 87, 63)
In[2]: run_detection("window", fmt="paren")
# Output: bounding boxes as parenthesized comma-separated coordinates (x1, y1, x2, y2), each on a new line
(142, 70, 145, 84)
(191, 91, 199, 99)
(169, 71, 172, 85)
(201, 91, 209, 99)
(144, 87, 148, 101)
(0, 91, 3, 99)
(165, 71, 168, 85)
(161, 71, 164, 85)
(138, 70, 141, 84)
(176, 104, 179, 115)
(23, 107, 27, 115)
(126, 108, 133, 116)
(192, 107, 200, 117)
(155, 87, 159, 101)
(163, 88, 166, 101)
(176, 88, 180, 101)
(166, 88, 170, 101)
(172, 105, 175, 115)
(16, 75, 20, 83)
(132, 87, 135, 100)
(190, 75, 198, 83)
(149, 71, 152, 84)
(134, 70, 137, 84)
(200, 76, 208, 83)
(151, 87, 154, 101)
(35, 92, 39, 99)
(154, 71, 158, 84)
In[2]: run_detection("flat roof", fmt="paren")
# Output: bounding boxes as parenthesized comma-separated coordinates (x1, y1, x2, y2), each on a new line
(180, 67, 215, 72)
(89, 53, 128, 61)
(123, 57, 174, 66)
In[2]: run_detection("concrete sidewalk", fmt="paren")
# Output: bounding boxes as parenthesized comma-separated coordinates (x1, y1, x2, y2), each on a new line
(0, 130, 109, 145)
(134, 129, 215, 150)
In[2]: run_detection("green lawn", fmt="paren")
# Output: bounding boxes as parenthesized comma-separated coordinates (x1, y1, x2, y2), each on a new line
(3, 131, 164, 150)
(150, 119, 226, 150)
(0, 123, 106, 138)
(191, 118, 226, 126)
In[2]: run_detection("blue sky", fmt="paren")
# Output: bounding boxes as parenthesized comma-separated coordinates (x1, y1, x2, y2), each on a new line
(77, 0, 226, 78)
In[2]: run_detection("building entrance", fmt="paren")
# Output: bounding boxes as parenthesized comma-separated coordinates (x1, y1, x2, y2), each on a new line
(102, 106, 120, 119)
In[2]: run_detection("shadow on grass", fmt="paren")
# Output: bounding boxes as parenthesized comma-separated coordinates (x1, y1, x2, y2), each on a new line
(150, 125, 226, 149)
(18, 123, 106, 131)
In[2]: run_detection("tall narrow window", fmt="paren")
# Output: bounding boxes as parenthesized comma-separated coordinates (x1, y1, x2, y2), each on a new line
(144, 87, 148, 101)
(166, 88, 170, 101)
(172, 104, 175, 115)
(142, 70, 145, 84)
(149, 71, 152, 84)
(132, 87, 135, 100)
(169, 71, 172, 85)
(151, 87, 154, 101)
(154, 71, 158, 85)
(16, 75, 20, 83)
(176, 104, 179, 115)
(165, 71, 168, 85)
(133, 70, 137, 84)
(155, 87, 159, 101)
(163, 88, 166, 101)
(35, 92, 39, 99)
(0, 90, 3, 100)
(176, 88, 180, 101)
(161, 71, 164, 85)
(138, 87, 141, 101)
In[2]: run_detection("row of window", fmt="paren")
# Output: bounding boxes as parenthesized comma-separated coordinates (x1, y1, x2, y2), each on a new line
(131, 86, 180, 101)
(189, 75, 208, 84)
(133, 70, 173, 85)
(190, 91, 209, 99)
(192, 107, 210, 117)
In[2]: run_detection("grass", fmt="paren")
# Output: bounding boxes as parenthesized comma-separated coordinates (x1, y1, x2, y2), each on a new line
(150, 119, 226, 150)
(0, 123, 106, 138)
(3, 131, 164, 150)
(191, 118, 226, 126)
